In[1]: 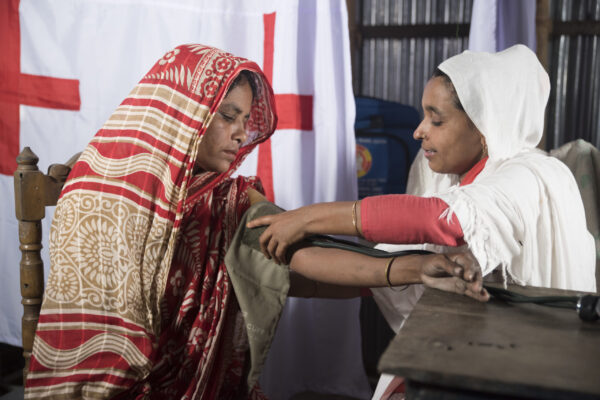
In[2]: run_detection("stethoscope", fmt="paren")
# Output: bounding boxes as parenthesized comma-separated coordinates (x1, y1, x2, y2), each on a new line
(301, 233, 600, 322)
(484, 285, 600, 322)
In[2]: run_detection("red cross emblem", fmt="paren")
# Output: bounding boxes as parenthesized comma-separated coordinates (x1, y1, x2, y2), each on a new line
(0, 0, 81, 176)
(258, 13, 313, 201)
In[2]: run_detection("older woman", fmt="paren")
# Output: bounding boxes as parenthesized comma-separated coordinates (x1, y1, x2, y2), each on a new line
(249, 44, 596, 293)
(25, 44, 277, 399)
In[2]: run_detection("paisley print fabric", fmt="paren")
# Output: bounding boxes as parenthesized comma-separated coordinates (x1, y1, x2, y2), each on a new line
(25, 44, 276, 399)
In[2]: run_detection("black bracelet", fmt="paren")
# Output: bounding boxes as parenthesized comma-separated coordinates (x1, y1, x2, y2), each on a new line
(385, 256, 409, 292)
(385, 257, 396, 287)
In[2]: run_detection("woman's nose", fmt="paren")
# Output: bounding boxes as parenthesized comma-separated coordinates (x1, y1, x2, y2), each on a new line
(232, 120, 248, 144)
(413, 121, 426, 140)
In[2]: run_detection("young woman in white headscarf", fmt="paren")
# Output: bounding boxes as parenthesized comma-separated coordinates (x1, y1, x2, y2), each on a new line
(249, 44, 597, 294)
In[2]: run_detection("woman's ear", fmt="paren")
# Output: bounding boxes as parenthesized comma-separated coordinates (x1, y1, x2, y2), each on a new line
(480, 134, 488, 158)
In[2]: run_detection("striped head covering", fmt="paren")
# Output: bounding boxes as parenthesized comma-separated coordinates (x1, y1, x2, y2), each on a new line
(26, 44, 276, 399)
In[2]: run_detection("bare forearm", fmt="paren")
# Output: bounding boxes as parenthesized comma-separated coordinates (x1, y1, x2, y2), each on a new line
(288, 246, 490, 302)
(300, 201, 362, 237)
(289, 246, 421, 287)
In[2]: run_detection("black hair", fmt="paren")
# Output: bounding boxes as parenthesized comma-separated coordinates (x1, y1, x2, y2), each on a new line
(227, 70, 258, 100)
(432, 68, 464, 111)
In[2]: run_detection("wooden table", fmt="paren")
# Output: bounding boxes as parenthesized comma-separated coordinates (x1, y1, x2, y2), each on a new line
(378, 285, 600, 400)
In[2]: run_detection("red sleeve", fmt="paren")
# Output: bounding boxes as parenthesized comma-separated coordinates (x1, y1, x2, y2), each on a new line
(360, 194, 465, 246)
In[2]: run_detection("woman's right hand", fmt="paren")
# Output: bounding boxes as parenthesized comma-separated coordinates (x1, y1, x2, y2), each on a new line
(247, 207, 313, 264)
(247, 200, 362, 264)
(418, 252, 489, 302)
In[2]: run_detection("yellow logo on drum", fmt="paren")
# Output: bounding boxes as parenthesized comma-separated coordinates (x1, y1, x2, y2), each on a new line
(356, 144, 372, 178)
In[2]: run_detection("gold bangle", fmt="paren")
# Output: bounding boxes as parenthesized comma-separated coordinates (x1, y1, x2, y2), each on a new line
(385, 257, 396, 288)
(352, 200, 360, 236)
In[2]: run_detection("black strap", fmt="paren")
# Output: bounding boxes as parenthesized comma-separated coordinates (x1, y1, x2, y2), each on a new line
(305, 234, 599, 322)
(304, 234, 430, 258)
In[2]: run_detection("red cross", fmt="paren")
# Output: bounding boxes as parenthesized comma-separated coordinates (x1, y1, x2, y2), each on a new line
(0, 0, 81, 176)
(258, 13, 313, 201)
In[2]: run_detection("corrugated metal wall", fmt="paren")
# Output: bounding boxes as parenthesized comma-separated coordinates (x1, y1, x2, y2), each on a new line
(358, 0, 472, 113)
(548, 0, 600, 149)
(356, 0, 600, 149)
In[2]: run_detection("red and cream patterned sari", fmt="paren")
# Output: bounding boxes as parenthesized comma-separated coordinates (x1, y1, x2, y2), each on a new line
(25, 44, 277, 399)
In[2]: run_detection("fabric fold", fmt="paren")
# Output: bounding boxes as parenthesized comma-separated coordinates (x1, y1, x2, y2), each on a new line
(225, 201, 290, 390)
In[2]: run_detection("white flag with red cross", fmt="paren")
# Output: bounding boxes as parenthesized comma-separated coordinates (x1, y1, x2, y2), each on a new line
(0, 0, 370, 398)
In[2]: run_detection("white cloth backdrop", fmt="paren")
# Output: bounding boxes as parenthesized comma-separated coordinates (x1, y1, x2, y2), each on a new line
(0, 1, 371, 398)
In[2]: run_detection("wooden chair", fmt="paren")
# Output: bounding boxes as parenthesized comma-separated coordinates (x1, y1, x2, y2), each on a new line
(13, 147, 80, 382)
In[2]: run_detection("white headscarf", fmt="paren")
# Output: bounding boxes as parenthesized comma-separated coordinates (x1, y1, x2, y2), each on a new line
(429, 44, 596, 291)
(440, 44, 549, 160)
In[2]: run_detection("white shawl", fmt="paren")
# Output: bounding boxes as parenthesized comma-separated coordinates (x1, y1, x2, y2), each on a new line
(429, 45, 595, 292)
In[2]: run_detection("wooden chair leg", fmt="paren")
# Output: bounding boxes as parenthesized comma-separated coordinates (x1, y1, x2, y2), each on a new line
(14, 147, 46, 384)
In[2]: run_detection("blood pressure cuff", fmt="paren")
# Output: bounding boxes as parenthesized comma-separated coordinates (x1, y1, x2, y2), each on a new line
(225, 199, 431, 391)
(224, 200, 289, 391)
